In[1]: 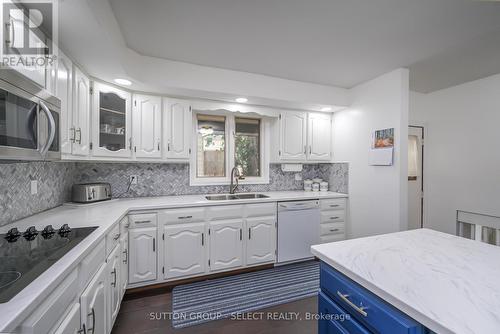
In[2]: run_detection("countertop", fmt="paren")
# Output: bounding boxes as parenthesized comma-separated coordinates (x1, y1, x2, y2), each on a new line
(311, 228, 500, 334)
(0, 190, 347, 331)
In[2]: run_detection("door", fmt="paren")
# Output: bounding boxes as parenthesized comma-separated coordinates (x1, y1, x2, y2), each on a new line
(80, 264, 107, 334)
(53, 303, 83, 334)
(107, 245, 121, 328)
(246, 216, 276, 265)
(209, 219, 243, 272)
(120, 234, 128, 297)
(129, 227, 157, 284)
(307, 112, 332, 161)
(408, 126, 424, 230)
(57, 51, 73, 155)
(164, 98, 191, 159)
(279, 111, 307, 161)
(72, 66, 90, 156)
(92, 82, 132, 158)
(133, 94, 162, 158)
(163, 223, 206, 279)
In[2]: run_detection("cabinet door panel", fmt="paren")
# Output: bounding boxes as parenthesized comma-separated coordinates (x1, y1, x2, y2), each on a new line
(53, 303, 82, 334)
(120, 235, 128, 295)
(246, 216, 276, 265)
(280, 111, 307, 161)
(72, 66, 90, 156)
(308, 112, 332, 161)
(164, 99, 191, 159)
(163, 223, 206, 279)
(133, 95, 162, 158)
(209, 220, 243, 272)
(80, 264, 107, 334)
(129, 227, 157, 284)
(56, 51, 73, 155)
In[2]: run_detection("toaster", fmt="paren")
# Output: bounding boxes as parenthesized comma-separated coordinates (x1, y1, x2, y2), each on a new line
(72, 183, 112, 203)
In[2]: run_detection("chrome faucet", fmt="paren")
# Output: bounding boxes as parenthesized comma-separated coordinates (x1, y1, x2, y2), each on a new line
(230, 166, 244, 194)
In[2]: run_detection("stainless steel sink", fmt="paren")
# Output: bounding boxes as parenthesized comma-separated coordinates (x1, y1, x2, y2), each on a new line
(205, 193, 269, 201)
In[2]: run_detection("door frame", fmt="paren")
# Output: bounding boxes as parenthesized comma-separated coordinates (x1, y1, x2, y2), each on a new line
(409, 125, 424, 228)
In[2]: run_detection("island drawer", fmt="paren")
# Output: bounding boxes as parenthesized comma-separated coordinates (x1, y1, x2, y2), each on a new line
(320, 198, 346, 211)
(320, 263, 424, 334)
(320, 222, 345, 236)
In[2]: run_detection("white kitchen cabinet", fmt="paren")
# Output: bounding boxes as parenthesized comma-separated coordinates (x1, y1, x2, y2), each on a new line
(133, 94, 162, 159)
(129, 227, 157, 284)
(53, 303, 82, 334)
(72, 66, 91, 156)
(120, 233, 128, 298)
(164, 98, 192, 159)
(209, 219, 244, 272)
(279, 111, 307, 161)
(57, 51, 74, 155)
(163, 223, 206, 279)
(91, 82, 132, 158)
(246, 216, 276, 265)
(106, 245, 121, 330)
(80, 264, 107, 334)
(307, 112, 332, 161)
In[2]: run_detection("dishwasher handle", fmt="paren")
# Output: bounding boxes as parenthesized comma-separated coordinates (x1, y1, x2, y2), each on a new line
(278, 200, 319, 211)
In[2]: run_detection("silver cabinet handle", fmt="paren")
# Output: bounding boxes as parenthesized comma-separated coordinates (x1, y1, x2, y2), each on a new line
(77, 324, 86, 334)
(76, 128, 82, 144)
(167, 143, 170, 151)
(330, 204, 340, 208)
(129, 137, 132, 150)
(329, 228, 340, 232)
(201, 233, 204, 246)
(123, 249, 128, 264)
(113, 233, 120, 240)
(239, 228, 242, 241)
(178, 215, 192, 219)
(329, 216, 340, 220)
(248, 228, 251, 240)
(87, 308, 96, 333)
(70, 127, 76, 143)
(134, 220, 151, 224)
(337, 291, 368, 317)
(153, 238, 155, 252)
(157, 140, 160, 151)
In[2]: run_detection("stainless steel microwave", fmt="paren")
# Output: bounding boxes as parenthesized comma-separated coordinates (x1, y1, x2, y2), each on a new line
(0, 70, 61, 161)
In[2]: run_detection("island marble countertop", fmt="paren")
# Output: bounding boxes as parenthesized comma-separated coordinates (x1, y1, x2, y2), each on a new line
(0, 190, 347, 331)
(311, 228, 500, 334)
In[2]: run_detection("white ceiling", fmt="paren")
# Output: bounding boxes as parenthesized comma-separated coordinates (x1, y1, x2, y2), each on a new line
(109, 0, 500, 92)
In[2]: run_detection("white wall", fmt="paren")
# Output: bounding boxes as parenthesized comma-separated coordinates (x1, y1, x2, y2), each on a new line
(333, 69, 409, 238)
(410, 74, 500, 235)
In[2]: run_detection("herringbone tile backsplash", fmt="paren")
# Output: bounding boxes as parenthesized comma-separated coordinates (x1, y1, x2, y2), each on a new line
(1, 162, 348, 226)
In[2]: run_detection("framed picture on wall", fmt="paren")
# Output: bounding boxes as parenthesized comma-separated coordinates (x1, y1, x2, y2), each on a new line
(373, 128, 394, 148)
(369, 128, 394, 166)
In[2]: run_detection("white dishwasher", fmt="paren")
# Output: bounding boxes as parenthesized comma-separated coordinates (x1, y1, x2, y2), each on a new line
(277, 200, 320, 263)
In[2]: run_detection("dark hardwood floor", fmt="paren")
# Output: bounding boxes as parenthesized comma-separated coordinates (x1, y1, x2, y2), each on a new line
(112, 292, 318, 334)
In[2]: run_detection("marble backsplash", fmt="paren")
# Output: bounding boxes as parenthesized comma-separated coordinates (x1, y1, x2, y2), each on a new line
(0, 162, 348, 226)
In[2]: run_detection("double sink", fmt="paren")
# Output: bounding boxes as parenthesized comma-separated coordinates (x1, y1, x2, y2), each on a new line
(205, 193, 269, 201)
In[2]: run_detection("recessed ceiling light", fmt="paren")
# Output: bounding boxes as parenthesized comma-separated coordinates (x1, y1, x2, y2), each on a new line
(114, 78, 132, 86)
(235, 97, 248, 103)
(321, 107, 332, 112)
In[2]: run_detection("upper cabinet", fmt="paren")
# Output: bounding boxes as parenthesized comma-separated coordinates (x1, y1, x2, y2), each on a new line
(91, 82, 132, 158)
(277, 111, 332, 162)
(71, 66, 91, 156)
(133, 94, 162, 159)
(279, 111, 307, 161)
(163, 98, 192, 160)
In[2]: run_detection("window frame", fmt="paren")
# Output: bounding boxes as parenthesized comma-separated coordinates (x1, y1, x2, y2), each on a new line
(190, 110, 269, 186)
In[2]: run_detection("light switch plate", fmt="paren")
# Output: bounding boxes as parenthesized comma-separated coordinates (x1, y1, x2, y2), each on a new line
(30, 180, 38, 195)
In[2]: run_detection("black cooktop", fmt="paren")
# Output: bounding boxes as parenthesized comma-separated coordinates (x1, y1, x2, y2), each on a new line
(0, 224, 97, 303)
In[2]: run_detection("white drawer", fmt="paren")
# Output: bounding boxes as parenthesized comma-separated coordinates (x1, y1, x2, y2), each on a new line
(20, 269, 79, 334)
(321, 210, 345, 223)
(129, 213, 158, 228)
(320, 198, 346, 211)
(79, 239, 105, 290)
(320, 234, 345, 244)
(106, 223, 121, 257)
(245, 203, 276, 218)
(163, 208, 205, 224)
(206, 205, 244, 220)
(320, 222, 345, 236)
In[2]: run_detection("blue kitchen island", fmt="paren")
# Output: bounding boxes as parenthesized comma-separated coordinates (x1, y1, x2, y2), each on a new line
(311, 229, 500, 334)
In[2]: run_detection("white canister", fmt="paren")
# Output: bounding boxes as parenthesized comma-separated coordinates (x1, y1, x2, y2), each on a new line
(312, 183, 320, 192)
(304, 179, 313, 191)
(320, 181, 329, 192)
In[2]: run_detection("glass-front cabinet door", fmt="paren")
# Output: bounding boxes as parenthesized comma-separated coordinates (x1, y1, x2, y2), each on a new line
(91, 82, 132, 158)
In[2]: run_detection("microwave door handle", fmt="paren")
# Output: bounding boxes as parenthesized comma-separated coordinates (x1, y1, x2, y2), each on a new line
(27, 104, 37, 147)
(38, 101, 55, 156)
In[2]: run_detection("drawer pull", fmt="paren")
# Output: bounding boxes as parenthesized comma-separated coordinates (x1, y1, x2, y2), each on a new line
(113, 233, 120, 240)
(337, 291, 368, 317)
(329, 228, 340, 232)
(178, 215, 193, 219)
(134, 220, 151, 224)
(123, 249, 128, 264)
(330, 204, 340, 208)
(329, 216, 340, 220)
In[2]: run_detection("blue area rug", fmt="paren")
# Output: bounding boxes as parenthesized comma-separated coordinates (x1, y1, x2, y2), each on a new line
(171, 261, 319, 328)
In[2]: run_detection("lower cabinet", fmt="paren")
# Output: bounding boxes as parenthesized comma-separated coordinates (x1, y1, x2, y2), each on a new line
(80, 264, 107, 334)
(163, 222, 206, 279)
(120, 233, 129, 296)
(129, 227, 157, 284)
(246, 216, 276, 265)
(53, 303, 82, 334)
(209, 219, 244, 272)
(107, 245, 121, 330)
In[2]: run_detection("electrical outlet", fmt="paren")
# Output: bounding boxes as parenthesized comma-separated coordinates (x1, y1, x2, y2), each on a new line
(30, 180, 38, 195)
(295, 173, 303, 181)
(129, 175, 138, 185)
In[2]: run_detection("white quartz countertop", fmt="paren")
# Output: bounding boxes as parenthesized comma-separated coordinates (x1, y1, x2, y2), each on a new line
(311, 228, 500, 334)
(0, 191, 346, 331)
